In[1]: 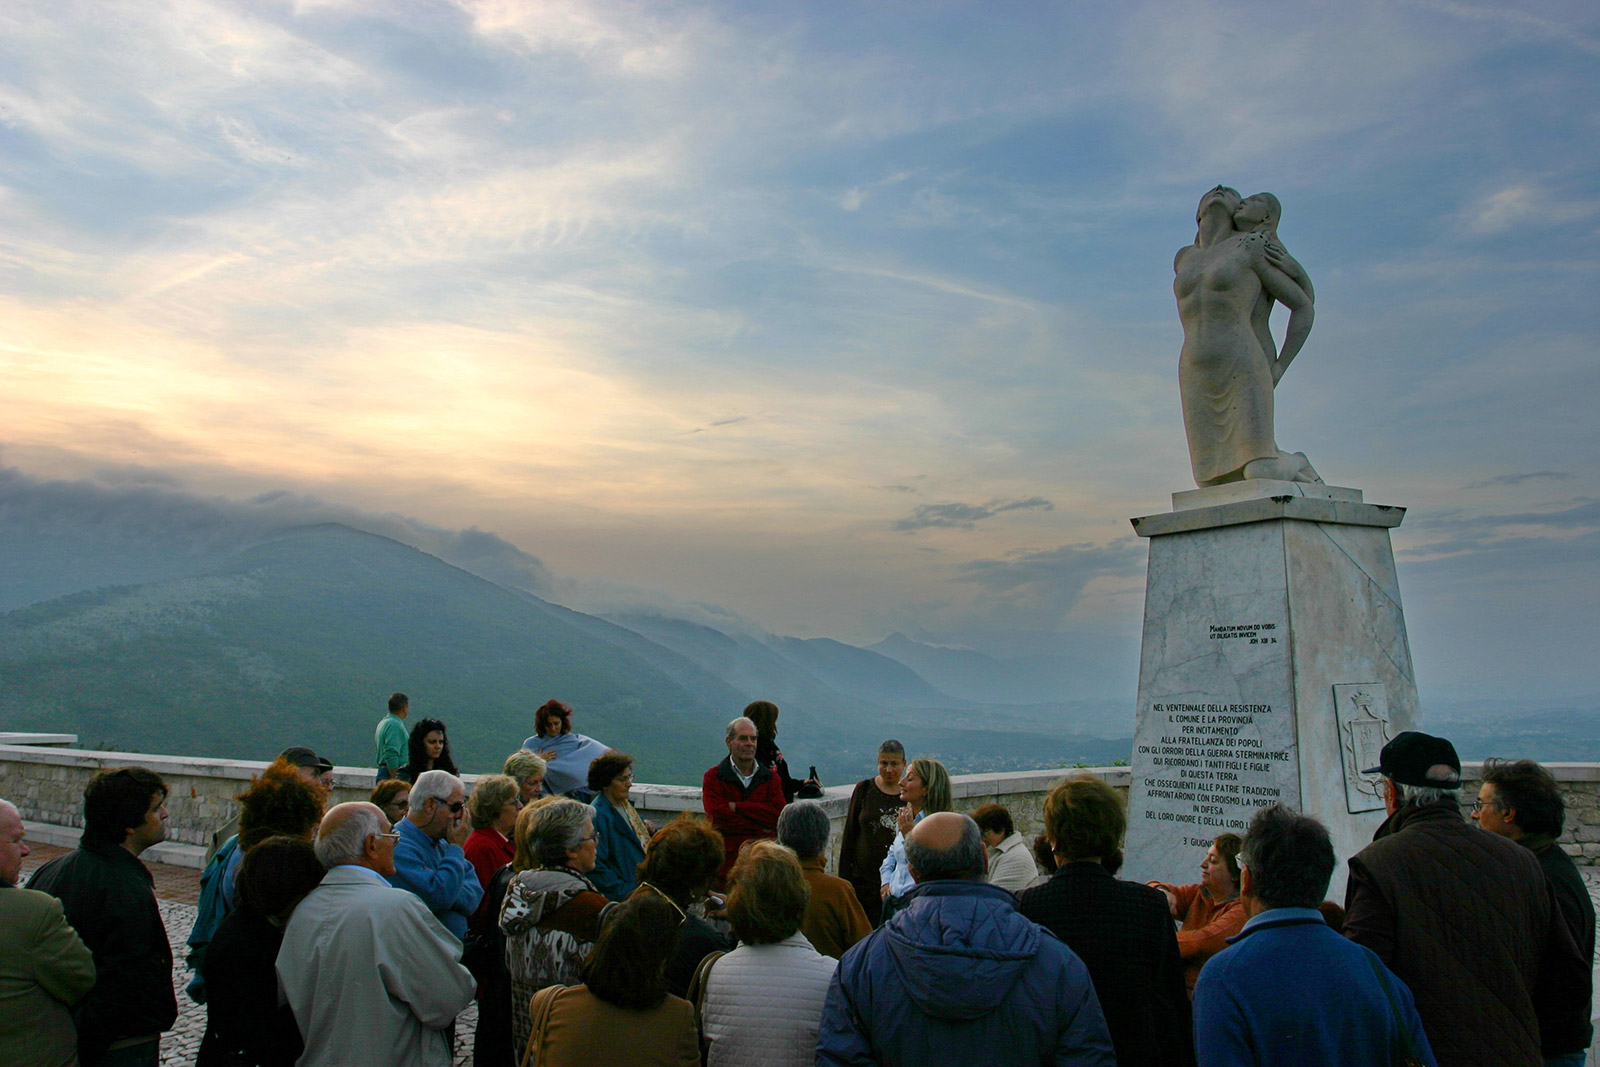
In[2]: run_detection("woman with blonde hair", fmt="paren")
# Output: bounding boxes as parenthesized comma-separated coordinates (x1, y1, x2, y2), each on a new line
(877, 758, 950, 923)
(698, 840, 837, 1067)
(503, 749, 547, 802)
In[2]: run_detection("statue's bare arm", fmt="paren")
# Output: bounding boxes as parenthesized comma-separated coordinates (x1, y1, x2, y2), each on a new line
(1256, 262, 1313, 385)
(1264, 241, 1314, 302)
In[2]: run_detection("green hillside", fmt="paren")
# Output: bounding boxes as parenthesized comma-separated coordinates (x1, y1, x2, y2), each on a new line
(0, 524, 747, 784)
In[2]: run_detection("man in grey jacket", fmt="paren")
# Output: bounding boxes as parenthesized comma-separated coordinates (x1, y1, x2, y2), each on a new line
(278, 802, 475, 1067)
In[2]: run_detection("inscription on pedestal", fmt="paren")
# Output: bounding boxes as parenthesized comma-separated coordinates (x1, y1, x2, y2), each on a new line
(1134, 701, 1299, 839)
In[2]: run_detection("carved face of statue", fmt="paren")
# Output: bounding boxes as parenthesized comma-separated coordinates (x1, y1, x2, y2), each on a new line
(1196, 185, 1242, 223)
(1233, 193, 1278, 233)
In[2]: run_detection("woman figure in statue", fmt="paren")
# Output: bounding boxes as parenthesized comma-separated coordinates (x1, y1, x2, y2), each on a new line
(1174, 186, 1320, 487)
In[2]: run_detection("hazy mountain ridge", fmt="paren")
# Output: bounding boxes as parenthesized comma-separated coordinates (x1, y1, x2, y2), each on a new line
(3, 522, 1138, 781)
(1, 525, 736, 782)
(869, 630, 1123, 705)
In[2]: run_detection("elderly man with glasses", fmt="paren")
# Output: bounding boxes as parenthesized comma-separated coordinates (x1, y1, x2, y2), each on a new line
(391, 769, 482, 941)
(279, 802, 475, 1067)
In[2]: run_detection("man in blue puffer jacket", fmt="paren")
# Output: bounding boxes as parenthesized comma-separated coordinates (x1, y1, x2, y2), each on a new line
(817, 811, 1115, 1066)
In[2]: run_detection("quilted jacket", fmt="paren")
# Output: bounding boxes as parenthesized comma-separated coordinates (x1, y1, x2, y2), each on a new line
(1344, 801, 1589, 1067)
(701, 931, 838, 1067)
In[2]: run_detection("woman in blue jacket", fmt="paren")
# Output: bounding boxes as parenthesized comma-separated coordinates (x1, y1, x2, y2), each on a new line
(588, 750, 650, 901)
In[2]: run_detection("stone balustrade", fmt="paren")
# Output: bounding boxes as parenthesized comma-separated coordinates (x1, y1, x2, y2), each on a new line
(3, 735, 1594, 870)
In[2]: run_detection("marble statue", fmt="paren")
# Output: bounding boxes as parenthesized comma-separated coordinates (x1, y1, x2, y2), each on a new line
(1174, 186, 1322, 487)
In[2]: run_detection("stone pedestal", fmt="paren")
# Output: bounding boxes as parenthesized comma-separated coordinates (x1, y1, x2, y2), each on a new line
(1121, 480, 1420, 884)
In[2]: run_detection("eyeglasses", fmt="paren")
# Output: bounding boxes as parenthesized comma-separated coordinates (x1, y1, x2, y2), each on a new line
(442, 801, 465, 814)
(1470, 799, 1501, 814)
(373, 831, 401, 842)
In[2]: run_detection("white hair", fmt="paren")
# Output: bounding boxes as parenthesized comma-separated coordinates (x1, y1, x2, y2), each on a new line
(1398, 783, 1460, 808)
(314, 805, 383, 868)
(725, 717, 756, 743)
(409, 769, 463, 815)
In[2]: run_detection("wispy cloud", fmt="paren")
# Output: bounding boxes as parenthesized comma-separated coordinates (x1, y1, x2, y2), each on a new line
(893, 497, 1054, 532)
(1461, 184, 1600, 235)
(1464, 471, 1574, 490)
(1416, 0, 1600, 58)
(949, 541, 1144, 630)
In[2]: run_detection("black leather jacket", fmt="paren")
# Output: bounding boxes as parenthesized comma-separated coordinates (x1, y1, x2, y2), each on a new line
(27, 839, 178, 1063)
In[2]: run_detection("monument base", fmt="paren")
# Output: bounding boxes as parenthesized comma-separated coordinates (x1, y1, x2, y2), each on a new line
(1122, 480, 1420, 884)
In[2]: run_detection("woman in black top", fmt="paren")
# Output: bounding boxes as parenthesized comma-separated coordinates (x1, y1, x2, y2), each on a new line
(837, 740, 905, 927)
(1017, 775, 1193, 1067)
(742, 700, 815, 803)
(199, 836, 325, 1067)
(628, 813, 732, 999)
(400, 717, 459, 782)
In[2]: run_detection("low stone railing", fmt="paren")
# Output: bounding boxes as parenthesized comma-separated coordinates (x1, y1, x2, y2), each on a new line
(3, 736, 1594, 869)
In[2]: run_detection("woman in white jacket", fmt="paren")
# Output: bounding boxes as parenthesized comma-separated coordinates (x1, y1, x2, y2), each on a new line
(697, 840, 837, 1067)
(973, 803, 1040, 894)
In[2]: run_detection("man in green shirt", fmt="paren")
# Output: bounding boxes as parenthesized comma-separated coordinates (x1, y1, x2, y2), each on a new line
(375, 692, 410, 782)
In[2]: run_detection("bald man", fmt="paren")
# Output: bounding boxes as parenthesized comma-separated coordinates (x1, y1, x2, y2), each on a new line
(818, 811, 1115, 1066)
(277, 803, 474, 1067)
(0, 798, 96, 1067)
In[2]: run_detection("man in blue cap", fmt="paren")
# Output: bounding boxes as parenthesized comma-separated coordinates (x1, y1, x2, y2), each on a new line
(1344, 731, 1587, 1067)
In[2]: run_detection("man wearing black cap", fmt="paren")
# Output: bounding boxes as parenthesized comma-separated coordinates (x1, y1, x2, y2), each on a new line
(1345, 731, 1588, 1067)
(280, 746, 335, 791)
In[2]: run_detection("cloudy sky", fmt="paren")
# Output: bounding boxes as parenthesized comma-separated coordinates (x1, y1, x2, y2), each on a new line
(2, 0, 1596, 703)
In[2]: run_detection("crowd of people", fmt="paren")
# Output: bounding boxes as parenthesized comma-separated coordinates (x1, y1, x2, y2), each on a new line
(1, 700, 1594, 1067)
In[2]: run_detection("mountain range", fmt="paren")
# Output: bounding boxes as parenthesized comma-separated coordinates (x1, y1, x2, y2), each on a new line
(1, 519, 1132, 784)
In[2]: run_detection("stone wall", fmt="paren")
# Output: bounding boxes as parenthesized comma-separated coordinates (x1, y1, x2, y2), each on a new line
(4, 737, 1595, 869)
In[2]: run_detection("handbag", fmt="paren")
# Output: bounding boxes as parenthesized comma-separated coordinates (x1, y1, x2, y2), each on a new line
(1362, 951, 1427, 1067)
(686, 950, 726, 1066)
(518, 984, 564, 1067)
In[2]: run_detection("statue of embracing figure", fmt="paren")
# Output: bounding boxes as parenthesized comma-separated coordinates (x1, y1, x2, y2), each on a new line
(1174, 186, 1322, 488)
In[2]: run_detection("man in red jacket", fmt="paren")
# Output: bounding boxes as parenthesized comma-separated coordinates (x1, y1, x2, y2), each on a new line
(703, 716, 786, 884)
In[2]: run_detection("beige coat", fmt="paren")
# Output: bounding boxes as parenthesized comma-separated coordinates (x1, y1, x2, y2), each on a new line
(533, 985, 698, 1067)
(798, 857, 872, 960)
(0, 887, 96, 1067)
